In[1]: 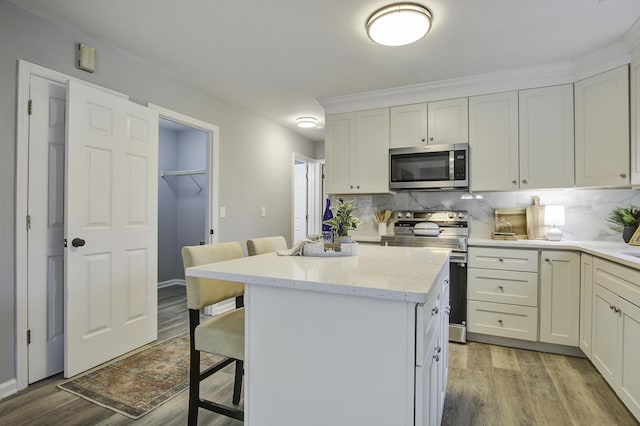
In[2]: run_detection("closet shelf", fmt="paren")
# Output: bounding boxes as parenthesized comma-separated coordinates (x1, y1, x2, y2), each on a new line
(161, 169, 206, 191)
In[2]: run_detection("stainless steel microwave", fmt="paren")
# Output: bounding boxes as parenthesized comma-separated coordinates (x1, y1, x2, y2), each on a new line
(389, 143, 469, 190)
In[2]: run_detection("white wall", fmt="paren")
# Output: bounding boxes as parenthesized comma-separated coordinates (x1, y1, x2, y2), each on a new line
(0, 1, 316, 386)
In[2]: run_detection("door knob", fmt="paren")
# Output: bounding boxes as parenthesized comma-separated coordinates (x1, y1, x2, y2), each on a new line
(71, 238, 86, 248)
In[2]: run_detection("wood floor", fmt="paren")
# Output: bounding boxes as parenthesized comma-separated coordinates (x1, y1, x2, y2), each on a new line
(1, 285, 637, 425)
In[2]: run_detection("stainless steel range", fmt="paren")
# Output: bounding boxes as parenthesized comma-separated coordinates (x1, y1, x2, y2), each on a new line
(381, 210, 468, 343)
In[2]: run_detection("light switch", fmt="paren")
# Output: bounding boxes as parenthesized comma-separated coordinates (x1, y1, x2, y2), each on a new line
(261, 206, 266, 217)
(220, 206, 226, 218)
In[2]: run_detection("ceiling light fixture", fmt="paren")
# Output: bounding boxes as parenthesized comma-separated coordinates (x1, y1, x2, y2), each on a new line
(366, 3, 433, 47)
(296, 117, 318, 128)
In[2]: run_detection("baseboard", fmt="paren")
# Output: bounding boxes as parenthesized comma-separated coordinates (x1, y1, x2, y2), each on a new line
(0, 378, 18, 401)
(158, 279, 185, 288)
(467, 332, 586, 358)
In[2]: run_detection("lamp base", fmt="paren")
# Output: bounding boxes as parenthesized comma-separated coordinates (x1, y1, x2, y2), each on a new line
(547, 226, 563, 241)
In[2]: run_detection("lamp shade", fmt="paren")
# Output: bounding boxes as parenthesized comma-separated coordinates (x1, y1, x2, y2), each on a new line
(544, 205, 565, 226)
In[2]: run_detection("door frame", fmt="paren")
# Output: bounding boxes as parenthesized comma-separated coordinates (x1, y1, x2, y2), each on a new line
(292, 153, 321, 241)
(15, 60, 131, 391)
(148, 104, 220, 246)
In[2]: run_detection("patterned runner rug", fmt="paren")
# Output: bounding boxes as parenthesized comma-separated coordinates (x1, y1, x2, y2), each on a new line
(58, 332, 223, 419)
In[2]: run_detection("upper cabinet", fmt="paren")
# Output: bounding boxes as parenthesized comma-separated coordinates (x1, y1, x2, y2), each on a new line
(469, 91, 519, 192)
(325, 108, 390, 194)
(390, 98, 468, 149)
(519, 84, 575, 189)
(632, 50, 640, 185)
(470, 85, 575, 192)
(575, 65, 630, 187)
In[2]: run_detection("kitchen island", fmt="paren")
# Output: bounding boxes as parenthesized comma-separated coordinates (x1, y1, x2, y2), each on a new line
(186, 244, 450, 426)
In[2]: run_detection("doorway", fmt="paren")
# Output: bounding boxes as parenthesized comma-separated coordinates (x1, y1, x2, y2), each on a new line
(15, 61, 220, 390)
(292, 154, 322, 243)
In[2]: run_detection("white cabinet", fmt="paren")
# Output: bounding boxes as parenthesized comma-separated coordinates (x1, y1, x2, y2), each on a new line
(469, 91, 519, 191)
(390, 98, 468, 149)
(415, 265, 449, 426)
(519, 84, 575, 189)
(592, 257, 640, 420)
(427, 98, 469, 146)
(390, 103, 428, 148)
(467, 247, 539, 341)
(579, 253, 593, 358)
(470, 86, 575, 192)
(631, 48, 640, 185)
(539, 251, 580, 346)
(574, 65, 630, 187)
(325, 108, 390, 194)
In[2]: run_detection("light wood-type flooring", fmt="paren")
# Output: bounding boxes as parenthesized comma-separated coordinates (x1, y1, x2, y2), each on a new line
(0, 285, 637, 425)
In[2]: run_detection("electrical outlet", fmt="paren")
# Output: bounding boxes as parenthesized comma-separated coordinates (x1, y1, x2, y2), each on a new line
(261, 206, 266, 217)
(220, 206, 226, 218)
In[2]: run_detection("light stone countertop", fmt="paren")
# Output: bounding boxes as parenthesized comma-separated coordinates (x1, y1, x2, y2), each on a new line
(186, 245, 450, 304)
(469, 238, 640, 270)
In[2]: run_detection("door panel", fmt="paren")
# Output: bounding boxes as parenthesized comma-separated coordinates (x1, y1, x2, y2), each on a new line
(65, 80, 158, 377)
(27, 75, 66, 383)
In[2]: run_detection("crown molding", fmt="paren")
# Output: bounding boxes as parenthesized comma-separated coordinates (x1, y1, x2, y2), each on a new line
(319, 25, 639, 115)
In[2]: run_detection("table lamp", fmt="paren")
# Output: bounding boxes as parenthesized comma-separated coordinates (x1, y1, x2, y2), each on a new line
(544, 205, 565, 241)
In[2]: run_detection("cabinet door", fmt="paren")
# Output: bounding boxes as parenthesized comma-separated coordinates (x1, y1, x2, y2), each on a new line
(539, 251, 580, 346)
(415, 327, 440, 426)
(592, 284, 619, 388)
(519, 84, 574, 189)
(390, 103, 427, 148)
(324, 112, 354, 194)
(575, 65, 630, 187)
(632, 49, 640, 185)
(427, 98, 468, 145)
(618, 297, 640, 419)
(579, 253, 593, 358)
(469, 91, 519, 191)
(354, 108, 389, 193)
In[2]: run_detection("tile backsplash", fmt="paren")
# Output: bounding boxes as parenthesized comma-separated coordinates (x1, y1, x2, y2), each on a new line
(332, 188, 640, 241)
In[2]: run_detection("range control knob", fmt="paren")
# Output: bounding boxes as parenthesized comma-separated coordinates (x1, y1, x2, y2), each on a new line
(448, 212, 455, 219)
(458, 212, 465, 219)
(397, 212, 403, 219)
(405, 212, 412, 218)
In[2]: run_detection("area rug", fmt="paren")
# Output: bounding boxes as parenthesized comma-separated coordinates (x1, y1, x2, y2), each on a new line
(57, 332, 223, 419)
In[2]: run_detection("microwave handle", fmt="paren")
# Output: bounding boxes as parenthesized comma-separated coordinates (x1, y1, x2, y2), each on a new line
(449, 150, 455, 181)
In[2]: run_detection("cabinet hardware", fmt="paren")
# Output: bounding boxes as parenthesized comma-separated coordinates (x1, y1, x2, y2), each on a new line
(522, 179, 528, 184)
(545, 258, 550, 262)
(429, 137, 434, 141)
(444, 279, 449, 284)
(620, 173, 627, 178)
(433, 354, 440, 362)
(498, 319, 503, 326)
(432, 306, 439, 315)
(356, 185, 360, 189)
(512, 180, 517, 185)
(498, 258, 504, 262)
(498, 285, 504, 291)
(350, 185, 353, 189)
(435, 345, 442, 354)
(421, 138, 426, 142)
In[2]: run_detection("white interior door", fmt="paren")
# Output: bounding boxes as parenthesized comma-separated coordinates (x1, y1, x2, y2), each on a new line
(64, 80, 159, 377)
(294, 161, 308, 243)
(27, 75, 66, 383)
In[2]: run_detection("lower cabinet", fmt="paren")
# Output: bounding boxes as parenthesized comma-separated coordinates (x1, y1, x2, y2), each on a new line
(579, 253, 593, 357)
(415, 265, 449, 426)
(592, 258, 640, 420)
(539, 251, 580, 346)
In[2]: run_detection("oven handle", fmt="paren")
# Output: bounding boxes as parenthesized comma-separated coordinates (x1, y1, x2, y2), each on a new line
(449, 252, 467, 264)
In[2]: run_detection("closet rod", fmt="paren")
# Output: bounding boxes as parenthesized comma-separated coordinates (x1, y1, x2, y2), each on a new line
(160, 169, 206, 192)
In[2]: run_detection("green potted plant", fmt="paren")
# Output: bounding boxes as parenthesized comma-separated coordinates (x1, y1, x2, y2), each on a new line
(606, 205, 640, 243)
(323, 199, 360, 243)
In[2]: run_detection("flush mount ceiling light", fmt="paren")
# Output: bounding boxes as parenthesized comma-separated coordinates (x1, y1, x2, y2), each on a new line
(296, 117, 318, 128)
(366, 3, 433, 47)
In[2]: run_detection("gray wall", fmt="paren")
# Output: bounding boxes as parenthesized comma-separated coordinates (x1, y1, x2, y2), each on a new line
(158, 128, 180, 283)
(0, 1, 315, 385)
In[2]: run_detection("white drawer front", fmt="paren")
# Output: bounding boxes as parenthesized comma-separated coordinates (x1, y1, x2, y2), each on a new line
(468, 268, 538, 307)
(469, 247, 539, 272)
(468, 300, 538, 341)
(593, 257, 640, 308)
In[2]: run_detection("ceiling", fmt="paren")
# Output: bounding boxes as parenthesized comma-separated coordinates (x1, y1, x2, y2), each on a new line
(9, 0, 640, 142)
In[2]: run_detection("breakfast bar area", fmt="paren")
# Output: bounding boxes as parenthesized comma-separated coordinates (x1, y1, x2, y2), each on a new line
(186, 245, 450, 426)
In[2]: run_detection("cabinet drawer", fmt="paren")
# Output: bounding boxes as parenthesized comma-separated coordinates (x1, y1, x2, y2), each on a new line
(469, 247, 538, 272)
(468, 300, 538, 341)
(593, 257, 640, 308)
(416, 290, 441, 367)
(468, 268, 538, 307)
